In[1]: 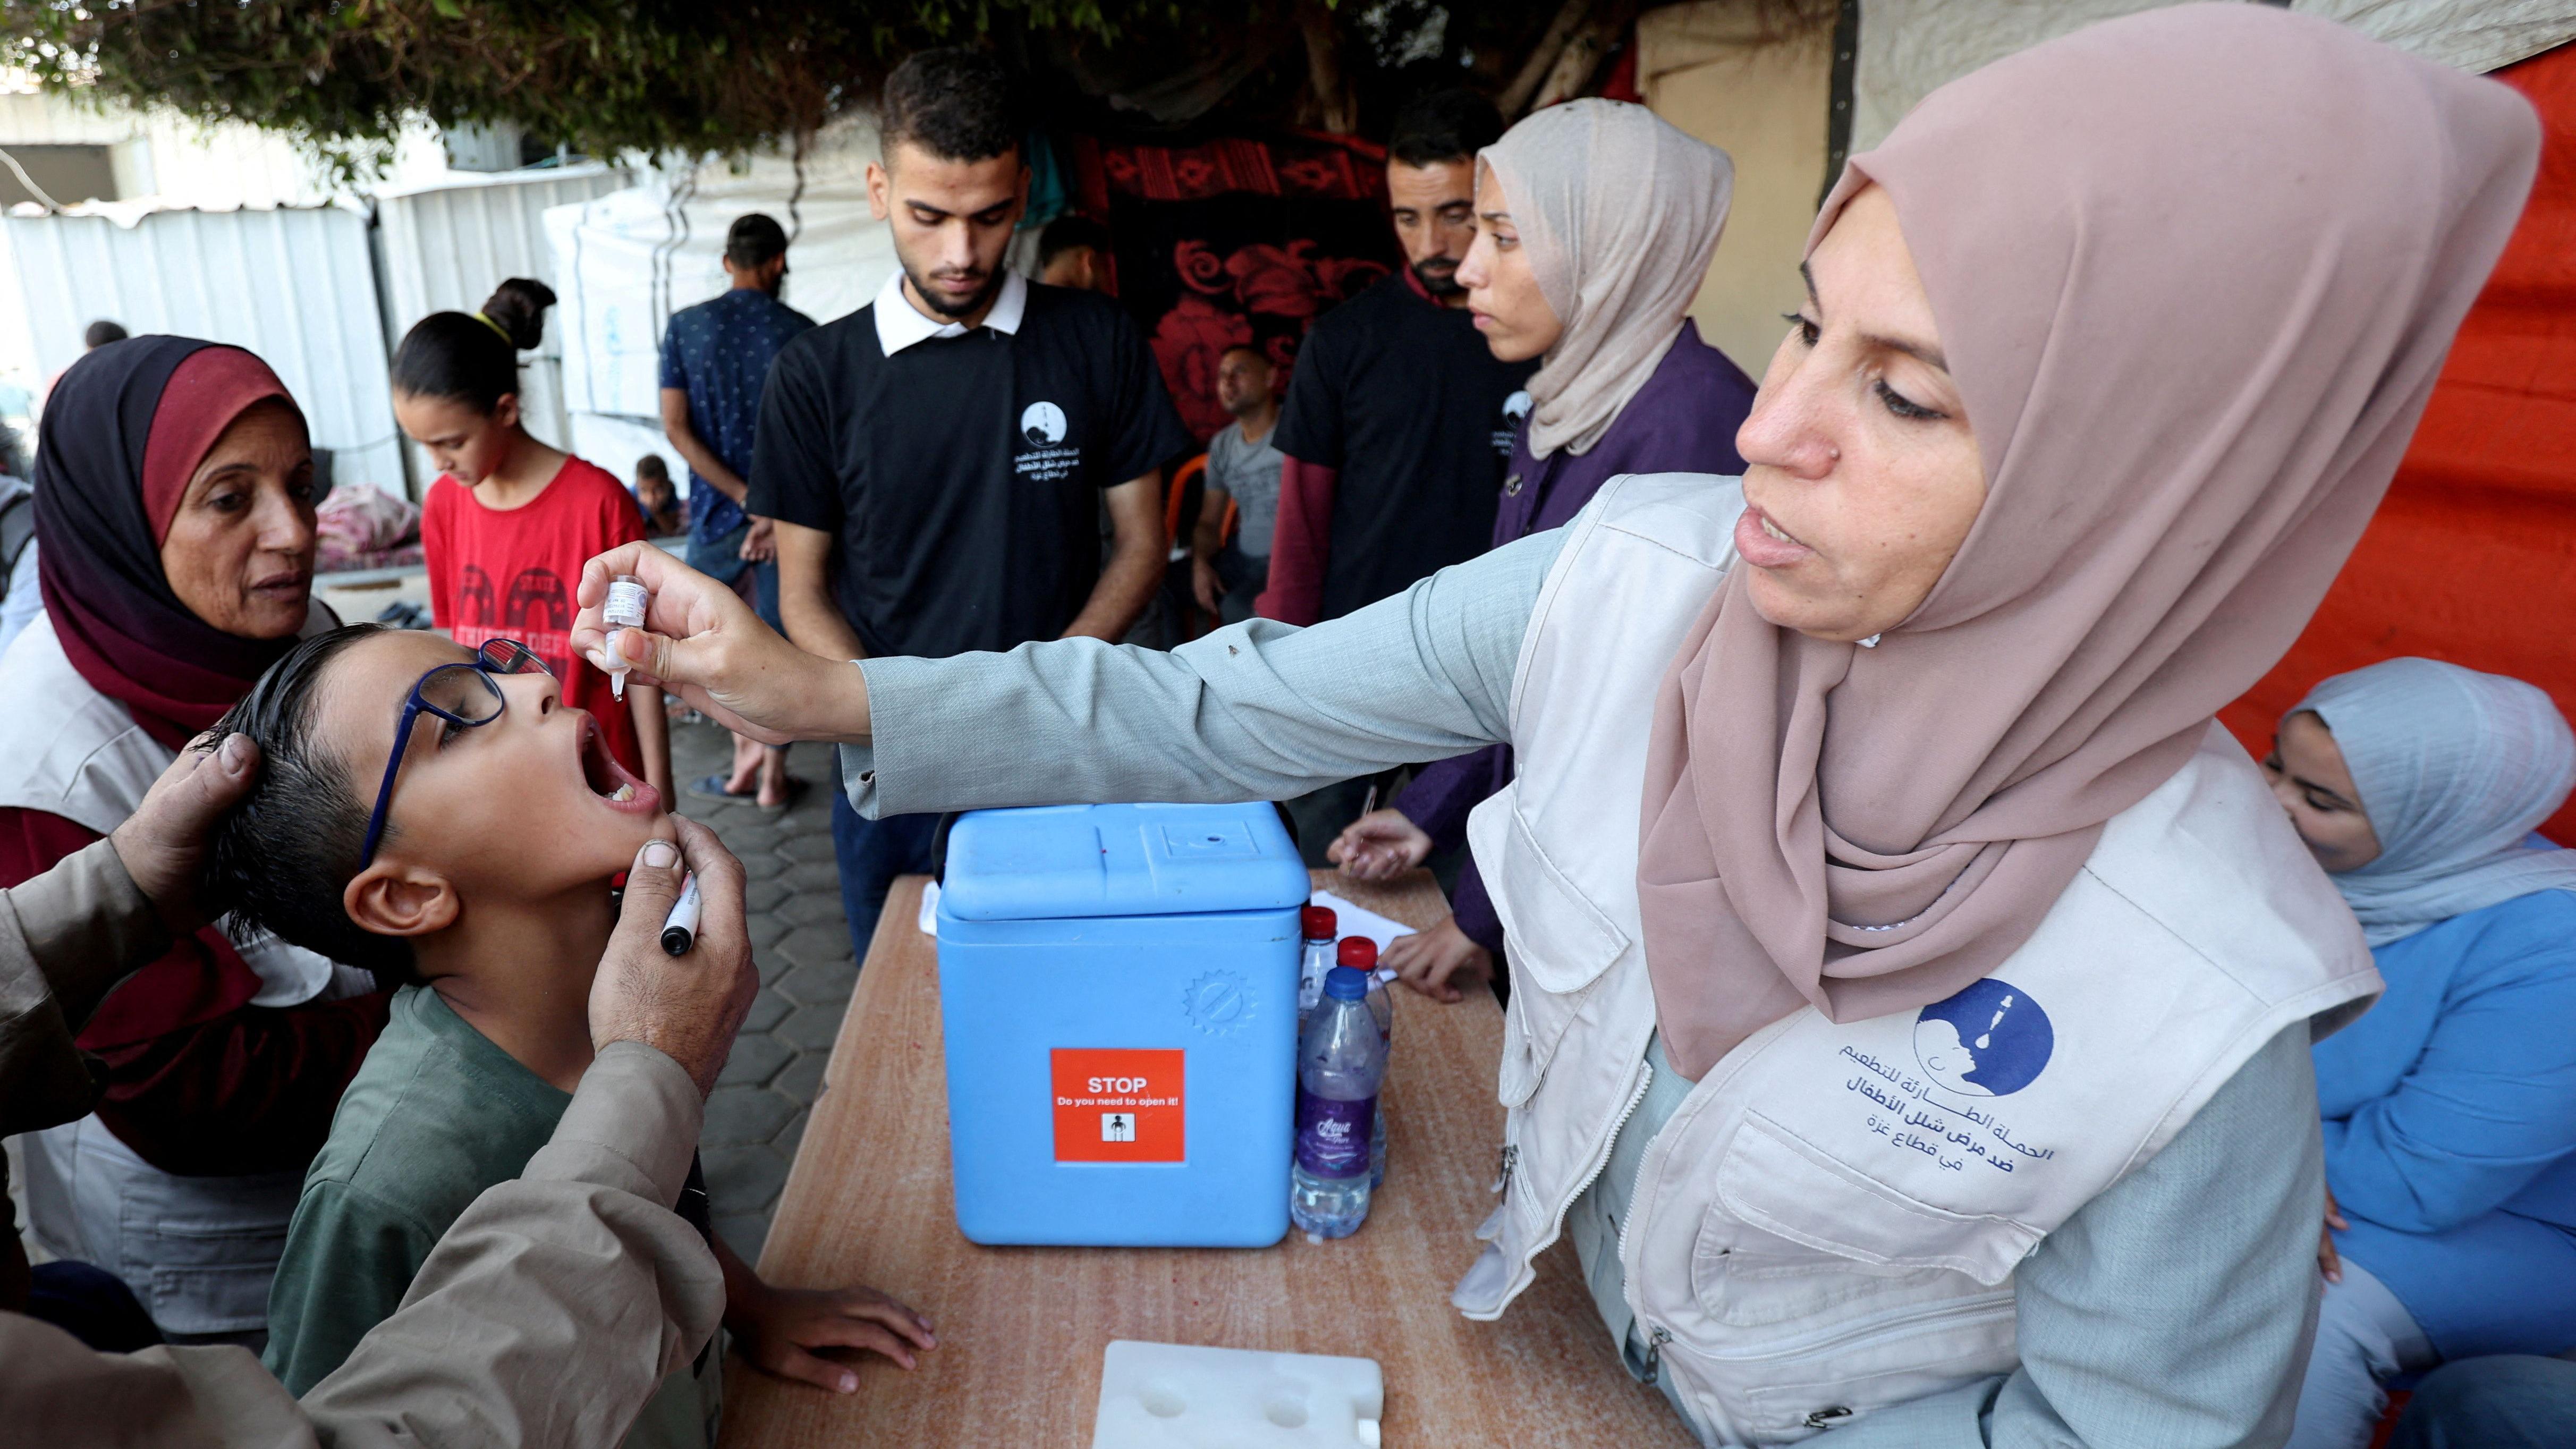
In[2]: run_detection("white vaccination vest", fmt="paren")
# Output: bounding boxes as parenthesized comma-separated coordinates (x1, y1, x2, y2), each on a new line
(1451, 474, 2379, 1444)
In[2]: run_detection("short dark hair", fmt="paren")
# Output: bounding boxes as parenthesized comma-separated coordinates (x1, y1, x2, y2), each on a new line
(634, 452, 671, 481)
(202, 624, 418, 985)
(1387, 87, 1504, 168)
(83, 319, 128, 350)
(880, 48, 1026, 168)
(391, 277, 556, 415)
(1219, 343, 1272, 369)
(1038, 214, 1112, 269)
(725, 213, 789, 269)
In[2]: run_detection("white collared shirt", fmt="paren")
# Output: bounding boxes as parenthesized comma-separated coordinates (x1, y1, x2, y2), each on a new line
(872, 268, 1030, 356)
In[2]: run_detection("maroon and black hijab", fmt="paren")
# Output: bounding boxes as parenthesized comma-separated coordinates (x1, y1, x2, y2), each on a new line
(36, 336, 307, 749)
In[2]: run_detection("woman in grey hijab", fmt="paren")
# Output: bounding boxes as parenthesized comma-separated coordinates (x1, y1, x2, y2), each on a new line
(2266, 657, 2576, 1449)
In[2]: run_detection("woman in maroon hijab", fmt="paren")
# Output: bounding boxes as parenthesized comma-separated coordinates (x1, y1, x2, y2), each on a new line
(0, 337, 386, 1347)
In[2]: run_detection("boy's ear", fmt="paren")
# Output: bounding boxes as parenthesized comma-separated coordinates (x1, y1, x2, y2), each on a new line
(345, 860, 460, 939)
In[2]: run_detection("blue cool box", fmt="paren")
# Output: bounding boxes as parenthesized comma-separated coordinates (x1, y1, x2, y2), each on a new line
(935, 802, 1310, 1247)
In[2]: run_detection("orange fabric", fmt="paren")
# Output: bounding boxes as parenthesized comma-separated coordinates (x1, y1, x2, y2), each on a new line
(2223, 42, 2576, 844)
(1165, 453, 1205, 546)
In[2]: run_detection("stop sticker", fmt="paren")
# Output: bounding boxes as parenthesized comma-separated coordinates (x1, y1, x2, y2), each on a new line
(1052, 1048, 1185, 1163)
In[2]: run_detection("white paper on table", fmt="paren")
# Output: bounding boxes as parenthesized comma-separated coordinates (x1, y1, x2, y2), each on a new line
(917, 879, 940, 936)
(1307, 889, 1417, 957)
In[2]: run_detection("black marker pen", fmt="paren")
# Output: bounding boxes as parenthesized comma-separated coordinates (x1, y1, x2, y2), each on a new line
(661, 872, 703, 956)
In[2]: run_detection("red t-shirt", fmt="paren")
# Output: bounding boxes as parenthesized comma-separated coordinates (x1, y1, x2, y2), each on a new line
(422, 456, 648, 774)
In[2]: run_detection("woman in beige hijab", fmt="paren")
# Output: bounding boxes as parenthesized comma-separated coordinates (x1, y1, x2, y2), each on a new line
(1335, 98, 1762, 1005)
(585, 6, 2539, 1444)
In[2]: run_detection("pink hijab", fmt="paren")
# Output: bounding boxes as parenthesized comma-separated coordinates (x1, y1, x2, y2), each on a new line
(1635, 4, 2539, 1080)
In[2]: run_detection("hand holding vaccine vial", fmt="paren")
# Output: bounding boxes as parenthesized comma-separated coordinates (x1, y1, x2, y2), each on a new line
(602, 574, 648, 701)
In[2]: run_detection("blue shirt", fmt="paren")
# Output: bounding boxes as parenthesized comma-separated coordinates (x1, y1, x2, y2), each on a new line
(659, 287, 816, 544)
(2316, 887, 2576, 1355)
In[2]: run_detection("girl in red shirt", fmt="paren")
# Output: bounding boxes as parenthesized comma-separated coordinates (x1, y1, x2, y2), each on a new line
(395, 280, 671, 798)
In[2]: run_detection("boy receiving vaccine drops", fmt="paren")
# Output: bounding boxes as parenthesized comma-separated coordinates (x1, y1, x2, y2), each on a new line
(203, 624, 931, 1444)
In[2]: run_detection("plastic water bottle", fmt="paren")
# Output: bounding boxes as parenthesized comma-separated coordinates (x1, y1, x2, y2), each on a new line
(1290, 964, 1387, 1239)
(1335, 936, 1392, 1190)
(1297, 905, 1338, 1021)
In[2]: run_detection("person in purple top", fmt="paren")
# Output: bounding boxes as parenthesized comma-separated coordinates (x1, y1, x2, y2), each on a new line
(1328, 100, 1758, 1002)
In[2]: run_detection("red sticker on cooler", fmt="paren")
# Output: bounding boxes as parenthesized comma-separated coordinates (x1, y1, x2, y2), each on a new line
(1051, 1048, 1185, 1162)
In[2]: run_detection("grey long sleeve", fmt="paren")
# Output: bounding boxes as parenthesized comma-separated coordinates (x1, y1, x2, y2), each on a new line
(0, 1042, 725, 1449)
(1831, 1023, 2324, 1449)
(844, 527, 1568, 817)
(0, 837, 167, 1139)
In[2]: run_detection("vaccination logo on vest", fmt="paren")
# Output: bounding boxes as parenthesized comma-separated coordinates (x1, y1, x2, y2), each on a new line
(1912, 978, 2055, 1098)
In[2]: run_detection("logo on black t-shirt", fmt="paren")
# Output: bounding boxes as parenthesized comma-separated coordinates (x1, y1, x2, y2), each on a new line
(1495, 389, 1533, 457)
(1020, 401, 1069, 446)
(1015, 399, 1081, 483)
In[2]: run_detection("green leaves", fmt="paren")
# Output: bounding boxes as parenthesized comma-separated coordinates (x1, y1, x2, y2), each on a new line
(0, 0, 1136, 165)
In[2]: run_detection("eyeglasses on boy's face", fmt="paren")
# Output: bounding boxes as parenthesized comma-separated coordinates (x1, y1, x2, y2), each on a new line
(356, 638, 550, 869)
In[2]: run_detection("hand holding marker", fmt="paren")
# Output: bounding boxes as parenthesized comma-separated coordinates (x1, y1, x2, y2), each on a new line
(662, 872, 704, 956)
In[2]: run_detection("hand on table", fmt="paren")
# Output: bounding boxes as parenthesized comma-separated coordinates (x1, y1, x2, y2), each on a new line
(116, 732, 261, 933)
(1385, 917, 1493, 1004)
(2319, 1184, 2348, 1284)
(1328, 809, 1431, 883)
(591, 816, 757, 1097)
(573, 541, 866, 747)
(730, 1279, 938, 1391)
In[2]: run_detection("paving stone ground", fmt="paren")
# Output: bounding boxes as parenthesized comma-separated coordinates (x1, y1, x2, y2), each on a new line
(667, 720, 857, 1262)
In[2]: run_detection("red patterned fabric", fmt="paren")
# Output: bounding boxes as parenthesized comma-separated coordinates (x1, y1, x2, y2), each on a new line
(1087, 132, 1385, 205)
(1070, 133, 1401, 442)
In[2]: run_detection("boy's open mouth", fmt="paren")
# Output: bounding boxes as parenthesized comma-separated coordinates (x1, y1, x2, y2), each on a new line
(579, 714, 660, 815)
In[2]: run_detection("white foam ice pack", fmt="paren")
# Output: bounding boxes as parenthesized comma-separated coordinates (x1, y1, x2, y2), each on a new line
(1091, 1340, 1384, 1448)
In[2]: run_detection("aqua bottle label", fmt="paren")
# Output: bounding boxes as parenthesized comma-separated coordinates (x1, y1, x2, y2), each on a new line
(1294, 1092, 1377, 1177)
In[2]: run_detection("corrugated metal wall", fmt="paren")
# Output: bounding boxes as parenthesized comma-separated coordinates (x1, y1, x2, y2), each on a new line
(2, 205, 406, 493)
(375, 164, 632, 468)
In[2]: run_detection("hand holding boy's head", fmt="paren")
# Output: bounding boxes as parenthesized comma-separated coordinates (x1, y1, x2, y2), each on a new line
(121, 731, 261, 935)
(204, 624, 673, 981)
(593, 815, 757, 1096)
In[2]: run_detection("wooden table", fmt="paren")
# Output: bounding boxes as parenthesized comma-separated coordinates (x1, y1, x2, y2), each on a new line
(722, 870, 1693, 1447)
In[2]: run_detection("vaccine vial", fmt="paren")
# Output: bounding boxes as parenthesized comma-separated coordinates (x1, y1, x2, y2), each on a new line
(603, 574, 648, 700)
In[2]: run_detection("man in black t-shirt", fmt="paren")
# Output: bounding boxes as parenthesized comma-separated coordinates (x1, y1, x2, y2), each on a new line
(751, 49, 1190, 956)
(1257, 89, 1537, 629)
(1252, 88, 1535, 863)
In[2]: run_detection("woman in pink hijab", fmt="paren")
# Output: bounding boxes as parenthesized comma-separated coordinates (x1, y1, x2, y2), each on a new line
(582, 6, 2538, 1444)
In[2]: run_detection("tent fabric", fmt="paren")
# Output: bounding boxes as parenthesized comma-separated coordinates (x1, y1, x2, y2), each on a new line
(1067, 134, 1399, 442)
(1851, 1, 2576, 151)
(2220, 40, 2576, 845)
(541, 181, 896, 423)
(2298, 0, 2576, 77)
